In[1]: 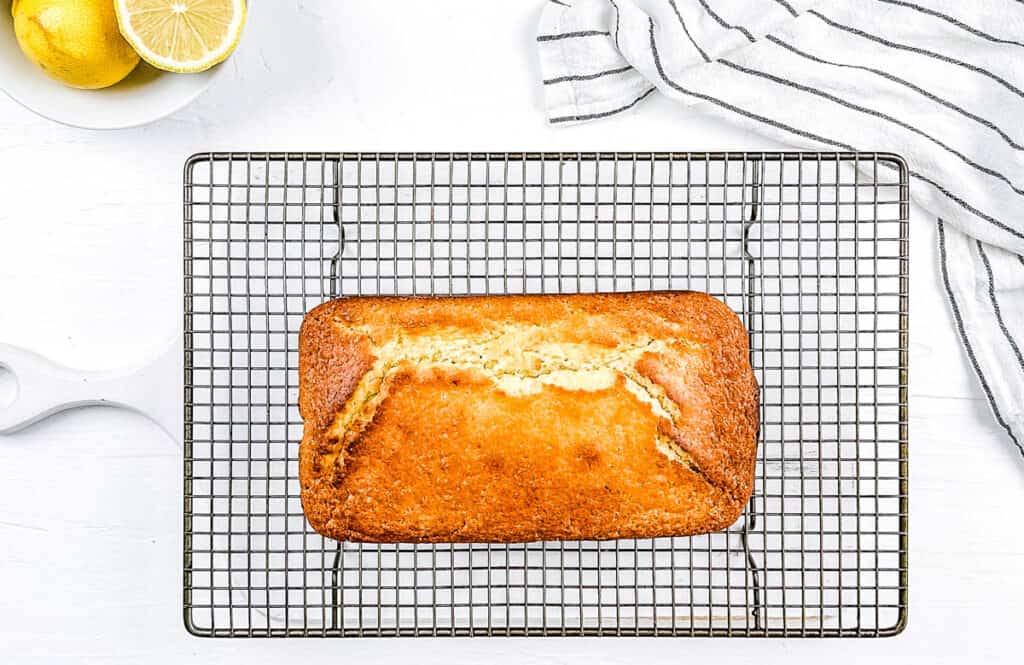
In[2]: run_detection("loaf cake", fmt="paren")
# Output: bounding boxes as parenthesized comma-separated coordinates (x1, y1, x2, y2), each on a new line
(298, 291, 759, 543)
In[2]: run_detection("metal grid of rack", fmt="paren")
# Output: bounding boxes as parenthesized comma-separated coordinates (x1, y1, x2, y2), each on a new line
(183, 152, 908, 637)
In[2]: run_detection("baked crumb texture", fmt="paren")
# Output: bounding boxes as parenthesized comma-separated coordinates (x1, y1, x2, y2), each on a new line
(298, 292, 759, 543)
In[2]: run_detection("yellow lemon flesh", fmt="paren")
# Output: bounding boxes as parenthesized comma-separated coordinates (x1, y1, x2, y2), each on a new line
(114, 0, 246, 74)
(12, 0, 140, 89)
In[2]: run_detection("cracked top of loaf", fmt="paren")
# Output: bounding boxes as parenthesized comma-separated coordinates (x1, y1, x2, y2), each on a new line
(298, 291, 759, 543)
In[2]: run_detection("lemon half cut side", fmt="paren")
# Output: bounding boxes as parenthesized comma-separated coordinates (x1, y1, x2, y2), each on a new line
(114, 0, 246, 74)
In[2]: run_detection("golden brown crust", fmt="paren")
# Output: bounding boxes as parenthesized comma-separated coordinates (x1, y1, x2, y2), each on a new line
(299, 292, 759, 543)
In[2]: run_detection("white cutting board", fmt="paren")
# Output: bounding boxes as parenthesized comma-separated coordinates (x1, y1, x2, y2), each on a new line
(0, 339, 181, 444)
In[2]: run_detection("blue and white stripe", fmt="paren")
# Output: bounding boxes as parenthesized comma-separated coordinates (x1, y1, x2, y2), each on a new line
(538, 0, 1024, 456)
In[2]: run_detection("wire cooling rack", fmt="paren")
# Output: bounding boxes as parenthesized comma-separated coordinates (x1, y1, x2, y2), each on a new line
(183, 152, 908, 637)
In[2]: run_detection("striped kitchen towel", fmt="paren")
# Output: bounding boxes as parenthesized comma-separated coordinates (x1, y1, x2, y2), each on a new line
(536, 0, 1024, 458)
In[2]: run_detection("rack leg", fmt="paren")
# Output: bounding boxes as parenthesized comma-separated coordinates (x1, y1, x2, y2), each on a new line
(330, 543, 343, 631)
(741, 156, 766, 633)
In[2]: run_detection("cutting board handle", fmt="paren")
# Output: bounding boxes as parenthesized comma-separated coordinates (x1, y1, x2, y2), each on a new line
(0, 340, 182, 444)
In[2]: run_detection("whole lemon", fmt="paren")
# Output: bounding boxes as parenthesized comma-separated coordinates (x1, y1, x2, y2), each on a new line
(12, 0, 140, 89)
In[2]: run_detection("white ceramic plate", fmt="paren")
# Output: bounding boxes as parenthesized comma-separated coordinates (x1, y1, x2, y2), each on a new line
(0, 8, 220, 130)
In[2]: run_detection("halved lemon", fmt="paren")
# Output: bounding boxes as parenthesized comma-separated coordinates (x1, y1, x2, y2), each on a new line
(114, 0, 246, 73)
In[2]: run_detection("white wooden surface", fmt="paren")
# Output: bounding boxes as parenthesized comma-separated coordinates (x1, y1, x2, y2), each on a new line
(1, 2, 1022, 663)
